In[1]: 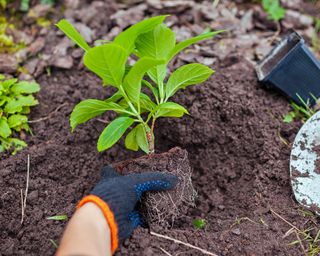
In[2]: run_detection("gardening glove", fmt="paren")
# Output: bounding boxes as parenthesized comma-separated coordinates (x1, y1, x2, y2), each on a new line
(77, 165, 178, 254)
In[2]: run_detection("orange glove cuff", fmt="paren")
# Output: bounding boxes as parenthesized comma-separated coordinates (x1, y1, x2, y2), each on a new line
(77, 195, 119, 254)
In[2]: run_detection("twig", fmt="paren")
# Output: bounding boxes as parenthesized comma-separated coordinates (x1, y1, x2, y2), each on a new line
(269, 21, 281, 43)
(96, 118, 109, 124)
(159, 247, 173, 256)
(294, 230, 308, 256)
(21, 154, 30, 224)
(28, 103, 68, 123)
(270, 207, 299, 231)
(20, 189, 24, 223)
(150, 231, 218, 256)
(270, 208, 308, 255)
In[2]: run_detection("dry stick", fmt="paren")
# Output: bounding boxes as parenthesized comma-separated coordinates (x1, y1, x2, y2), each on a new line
(269, 208, 299, 231)
(294, 230, 308, 256)
(96, 118, 109, 124)
(28, 103, 68, 123)
(270, 21, 281, 43)
(21, 154, 30, 224)
(270, 208, 307, 255)
(159, 247, 173, 256)
(150, 231, 219, 256)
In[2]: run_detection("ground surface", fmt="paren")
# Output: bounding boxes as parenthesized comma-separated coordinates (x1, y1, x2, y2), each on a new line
(1, 0, 320, 255)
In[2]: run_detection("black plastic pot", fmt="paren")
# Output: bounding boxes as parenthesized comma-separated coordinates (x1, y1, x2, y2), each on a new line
(255, 31, 320, 106)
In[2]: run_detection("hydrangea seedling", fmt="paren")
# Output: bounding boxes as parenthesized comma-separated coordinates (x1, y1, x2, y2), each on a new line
(0, 75, 40, 154)
(56, 16, 223, 154)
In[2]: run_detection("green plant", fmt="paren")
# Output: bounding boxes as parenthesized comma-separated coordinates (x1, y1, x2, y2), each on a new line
(46, 214, 68, 221)
(0, 0, 7, 9)
(56, 16, 223, 154)
(262, 0, 286, 22)
(192, 218, 207, 229)
(0, 74, 40, 154)
(283, 94, 317, 123)
(20, 0, 55, 11)
(288, 227, 320, 255)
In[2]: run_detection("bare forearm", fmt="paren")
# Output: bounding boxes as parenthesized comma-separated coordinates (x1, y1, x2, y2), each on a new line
(57, 202, 111, 256)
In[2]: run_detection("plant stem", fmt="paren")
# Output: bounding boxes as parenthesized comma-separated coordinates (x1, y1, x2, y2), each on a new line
(145, 118, 156, 154)
(119, 84, 155, 154)
(119, 85, 144, 123)
(159, 81, 164, 103)
(151, 117, 156, 135)
(146, 128, 154, 154)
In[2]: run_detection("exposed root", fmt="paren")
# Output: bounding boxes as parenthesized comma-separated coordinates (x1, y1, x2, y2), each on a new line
(21, 154, 30, 224)
(150, 231, 218, 256)
(114, 147, 197, 226)
(142, 151, 197, 226)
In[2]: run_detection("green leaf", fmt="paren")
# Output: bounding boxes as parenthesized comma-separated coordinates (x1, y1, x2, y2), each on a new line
(70, 99, 128, 131)
(21, 123, 31, 133)
(167, 30, 225, 62)
(0, 118, 11, 138)
(136, 24, 176, 58)
(135, 124, 149, 154)
(283, 112, 295, 123)
(97, 117, 134, 152)
(4, 95, 38, 114)
(8, 114, 28, 128)
(0, 144, 4, 153)
(140, 93, 156, 112)
(155, 102, 189, 118)
(192, 218, 207, 229)
(123, 57, 165, 104)
(83, 44, 127, 86)
(8, 138, 27, 155)
(2, 78, 17, 90)
(47, 214, 68, 221)
(262, 0, 285, 21)
(11, 81, 40, 94)
(0, 96, 9, 106)
(56, 19, 90, 51)
(136, 24, 175, 84)
(114, 15, 168, 53)
(166, 63, 213, 99)
(21, 106, 30, 114)
(105, 91, 123, 103)
(142, 80, 159, 100)
(125, 126, 139, 151)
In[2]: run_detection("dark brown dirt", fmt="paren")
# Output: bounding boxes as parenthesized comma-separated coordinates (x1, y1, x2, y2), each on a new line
(1, 57, 317, 255)
(113, 147, 196, 226)
(1, 1, 320, 255)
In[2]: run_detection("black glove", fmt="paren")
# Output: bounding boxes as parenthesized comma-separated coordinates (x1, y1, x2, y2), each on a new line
(77, 165, 178, 254)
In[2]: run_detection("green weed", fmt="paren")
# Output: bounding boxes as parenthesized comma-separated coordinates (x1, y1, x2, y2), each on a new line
(283, 94, 317, 123)
(0, 75, 40, 154)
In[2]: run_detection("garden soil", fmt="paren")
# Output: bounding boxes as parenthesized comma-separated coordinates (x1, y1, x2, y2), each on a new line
(2, 1, 320, 252)
(1, 56, 315, 255)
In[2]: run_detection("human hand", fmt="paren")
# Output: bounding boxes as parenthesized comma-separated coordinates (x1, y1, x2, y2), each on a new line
(77, 165, 178, 254)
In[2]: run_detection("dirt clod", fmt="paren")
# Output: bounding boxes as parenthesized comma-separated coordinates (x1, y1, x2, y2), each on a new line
(113, 147, 196, 226)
